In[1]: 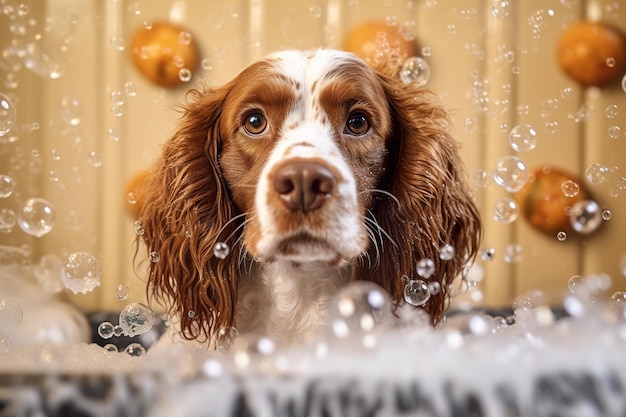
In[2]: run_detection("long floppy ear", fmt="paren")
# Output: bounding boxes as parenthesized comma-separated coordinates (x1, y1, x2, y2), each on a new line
(136, 84, 241, 342)
(360, 66, 482, 324)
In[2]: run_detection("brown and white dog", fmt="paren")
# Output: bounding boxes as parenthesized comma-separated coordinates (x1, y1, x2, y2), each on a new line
(137, 49, 481, 345)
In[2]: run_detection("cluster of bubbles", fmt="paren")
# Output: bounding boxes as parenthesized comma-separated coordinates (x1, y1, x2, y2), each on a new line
(97, 302, 155, 357)
(60, 251, 101, 294)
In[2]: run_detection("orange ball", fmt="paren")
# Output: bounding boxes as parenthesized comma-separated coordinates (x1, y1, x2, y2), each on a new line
(515, 166, 590, 235)
(124, 169, 150, 218)
(342, 20, 418, 64)
(130, 21, 200, 88)
(558, 21, 626, 87)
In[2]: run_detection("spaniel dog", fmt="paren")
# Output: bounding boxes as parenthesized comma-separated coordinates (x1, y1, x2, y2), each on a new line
(137, 49, 481, 346)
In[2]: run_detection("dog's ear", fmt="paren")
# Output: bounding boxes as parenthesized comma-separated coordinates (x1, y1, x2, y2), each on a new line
(136, 84, 241, 342)
(360, 66, 482, 324)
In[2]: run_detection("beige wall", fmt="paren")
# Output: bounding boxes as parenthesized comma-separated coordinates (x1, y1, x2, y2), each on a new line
(0, 0, 625, 311)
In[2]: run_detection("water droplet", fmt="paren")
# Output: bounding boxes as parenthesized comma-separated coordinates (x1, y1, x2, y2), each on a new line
(61, 251, 101, 294)
(503, 244, 523, 263)
(0, 175, 15, 198)
(557, 231, 567, 241)
(0, 300, 23, 334)
(416, 258, 435, 278)
(490, 0, 510, 18)
(179, 68, 192, 82)
(569, 200, 602, 234)
(481, 247, 496, 261)
(428, 281, 441, 295)
(127, 192, 137, 205)
(509, 124, 537, 152)
(115, 284, 129, 300)
(403, 279, 430, 306)
(585, 163, 609, 184)
(150, 251, 160, 263)
(124, 343, 146, 357)
(493, 156, 528, 192)
(561, 180, 580, 197)
(606, 57, 616, 67)
(421, 46, 432, 57)
(0, 93, 17, 136)
(605, 104, 619, 119)
(602, 209, 612, 221)
(493, 197, 519, 223)
(187, 310, 196, 318)
(17, 198, 56, 237)
(98, 321, 115, 339)
(439, 244, 455, 261)
(119, 303, 154, 336)
(608, 125, 621, 139)
(399, 57, 431, 87)
(214, 242, 230, 259)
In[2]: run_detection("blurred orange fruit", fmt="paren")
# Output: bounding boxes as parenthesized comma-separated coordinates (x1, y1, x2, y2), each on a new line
(342, 20, 418, 64)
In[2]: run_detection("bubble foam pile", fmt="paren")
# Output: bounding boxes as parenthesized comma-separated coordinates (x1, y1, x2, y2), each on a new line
(1, 279, 626, 417)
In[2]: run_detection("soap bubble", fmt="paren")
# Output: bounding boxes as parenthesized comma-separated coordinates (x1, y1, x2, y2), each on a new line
(124, 81, 137, 97)
(439, 244, 455, 261)
(561, 180, 580, 197)
(608, 126, 621, 139)
(509, 124, 537, 152)
(17, 198, 56, 237)
(216, 326, 239, 351)
(557, 231, 567, 241)
(178, 31, 193, 45)
(149, 251, 160, 263)
(328, 282, 393, 346)
(179, 68, 192, 82)
(403, 279, 430, 307)
(464, 117, 477, 133)
(0, 93, 16, 136)
(61, 251, 101, 294)
(0, 209, 17, 233)
(569, 200, 602, 235)
(481, 247, 496, 261)
(0, 300, 23, 334)
(416, 258, 435, 278)
(602, 210, 612, 221)
(232, 334, 276, 369)
(34, 254, 64, 293)
(585, 163, 609, 184)
(493, 156, 528, 192)
(428, 281, 441, 295)
(124, 343, 146, 357)
(107, 127, 120, 142)
(0, 175, 15, 198)
(59, 97, 81, 126)
(399, 57, 431, 87)
(493, 197, 519, 223)
(214, 242, 230, 259)
(472, 169, 491, 187)
(503, 243, 523, 263)
(115, 284, 129, 300)
(605, 104, 619, 119)
(119, 302, 155, 336)
(97, 321, 115, 339)
(490, 0, 510, 18)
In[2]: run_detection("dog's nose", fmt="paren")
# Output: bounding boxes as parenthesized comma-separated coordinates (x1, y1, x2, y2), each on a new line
(273, 161, 336, 212)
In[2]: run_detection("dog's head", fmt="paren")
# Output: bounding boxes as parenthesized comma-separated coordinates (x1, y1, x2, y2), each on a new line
(137, 49, 481, 341)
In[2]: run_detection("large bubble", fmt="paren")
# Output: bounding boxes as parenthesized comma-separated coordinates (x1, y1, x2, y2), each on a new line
(60, 251, 101, 294)
(508, 124, 537, 152)
(17, 198, 56, 237)
(399, 57, 431, 87)
(493, 156, 528, 192)
(328, 282, 393, 348)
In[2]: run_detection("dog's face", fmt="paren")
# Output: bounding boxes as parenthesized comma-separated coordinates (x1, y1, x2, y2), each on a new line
(218, 50, 392, 265)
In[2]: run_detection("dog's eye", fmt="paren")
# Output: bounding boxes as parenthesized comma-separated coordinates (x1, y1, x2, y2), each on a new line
(243, 112, 267, 135)
(344, 112, 370, 136)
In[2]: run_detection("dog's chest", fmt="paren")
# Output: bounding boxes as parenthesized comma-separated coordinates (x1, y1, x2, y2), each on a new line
(235, 262, 349, 343)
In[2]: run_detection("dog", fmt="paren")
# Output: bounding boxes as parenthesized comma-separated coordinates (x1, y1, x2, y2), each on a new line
(136, 49, 481, 346)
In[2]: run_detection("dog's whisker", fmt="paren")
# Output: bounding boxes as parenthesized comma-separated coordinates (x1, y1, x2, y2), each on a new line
(216, 212, 248, 245)
(364, 210, 397, 248)
(360, 188, 401, 209)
